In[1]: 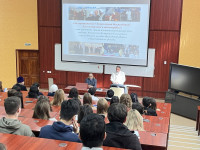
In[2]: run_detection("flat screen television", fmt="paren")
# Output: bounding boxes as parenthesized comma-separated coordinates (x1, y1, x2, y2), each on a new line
(169, 63, 200, 97)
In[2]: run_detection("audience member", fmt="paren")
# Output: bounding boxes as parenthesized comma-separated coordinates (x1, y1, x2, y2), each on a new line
(0, 97, 34, 136)
(120, 94, 132, 110)
(12, 85, 21, 92)
(78, 104, 93, 124)
(39, 100, 80, 142)
(7, 89, 24, 108)
(33, 96, 56, 121)
(68, 87, 79, 99)
(142, 97, 157, 116)
(130, 93, 139, 103)
(27, 85, 39, 98)
(83, 93, 96, 111)
(132, 102, 144, 115)
(0, 81, 3, 92)
(97, 98, 109, 118)
(13, 76, 27, 91)
(124, 109, 144, 131)
(51, 89, 65, 106)
(33, 82, 43, 95)
(48, 84, 58, 96)
(88, 87, 98, 101)
(103, 103, 142, 150)
(71, 97, 82, 106)
(80, 114, 105, 150)
(110, 96, 119, 105)
(105, 89, 114, 101)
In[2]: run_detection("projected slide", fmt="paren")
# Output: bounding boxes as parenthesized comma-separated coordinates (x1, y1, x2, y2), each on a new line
(62, 1, 150, 66)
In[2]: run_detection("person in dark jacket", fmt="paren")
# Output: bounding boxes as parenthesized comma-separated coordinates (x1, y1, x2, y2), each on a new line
(27, 85, 39, 98)
(85, 73, 97, 88)
(39, 100, 81, 142)
(142, 97, 157, 116)
(13, 77, 27, 91)
(103, 103, 142, 150)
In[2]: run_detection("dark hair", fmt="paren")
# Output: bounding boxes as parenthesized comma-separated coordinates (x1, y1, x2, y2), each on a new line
(132, 103, 144, 115)
(130, 93, 138, 103)
(0, 81, 3, 92)
(71, 97, 82, 106)
(107, 89, 114, 98)
(142, 97, 151, 108)
(7, 89, 24, 108)
(78, 104, 93, 123)
(149, 97, 157, 110)
(0, 143, 6, 150)
(68, 88, 79, 99)
(107, 103, 127, 123)
(116, 65, 121, 69)
(83, 93, 92, 105)
(4, 96, 21, 115)
(12, 85, 21, 92)
(60, 100, 80, 121)
(28, 85, 39, 98)
(33, 82, 40, 88)
(88, 87, 96, 96)
(110, 96, 119, 105)
(32, 96, 51, 120)
(80, 114, 105, 148)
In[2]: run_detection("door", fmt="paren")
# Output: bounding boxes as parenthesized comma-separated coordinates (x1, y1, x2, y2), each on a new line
(17, 50, 40, 87)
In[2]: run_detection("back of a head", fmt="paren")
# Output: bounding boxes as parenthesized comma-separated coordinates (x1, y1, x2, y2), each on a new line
(88, 87, 96, 96)
(120, 94, 132, 109)
(108, 103, 127, 123)
(7, 89, 24, 108)
(33, 82, 40, 88)
(49, 84, 58, 93)
(33, 96, 51, 120)
(71, 97, 82, 106)
(28, 85, 39, 98)
(132, 102, 144, 115)
(83, 93, 92, 105)
(142, 97, 151, 108)
(149, 97, 157, 110)
(97, 98, 109, 114)
(52, 89, 65, 106)
(107, 89, 114, 98)
(130, 93, 138, 103)
(110, 96, 119, 105)
(0, 143, 7, 150)
(60, 100, 80, 121)
(17, 76, 24, 84)
(4, 96, 21, 115)
(78, 104, 93, 123)
(80, 113, 105, 148)
(68, 87, 78, 98)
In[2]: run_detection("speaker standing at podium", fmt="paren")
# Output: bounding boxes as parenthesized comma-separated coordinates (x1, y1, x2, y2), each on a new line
(110, 66, 127, 93)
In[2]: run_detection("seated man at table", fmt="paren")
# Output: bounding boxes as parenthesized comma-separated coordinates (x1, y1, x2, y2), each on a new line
(103, 103, 142, 150)
(39, 100, 81, 142)
(13, 76, 27, 91)
(85, 73, 97, 88)
(80, 114, 106, 150)
(0, 97, 34, 137)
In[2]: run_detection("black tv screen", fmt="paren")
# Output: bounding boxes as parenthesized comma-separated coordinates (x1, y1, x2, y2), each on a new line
(169, 63, 200, 96)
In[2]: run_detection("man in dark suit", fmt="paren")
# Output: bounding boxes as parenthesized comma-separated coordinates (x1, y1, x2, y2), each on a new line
(85, 73, 97, 88)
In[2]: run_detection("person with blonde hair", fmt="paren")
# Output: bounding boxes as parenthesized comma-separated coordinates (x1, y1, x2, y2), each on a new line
(51, 89, 65, 106)
(97, 98, 109, 117)
(120, 94, 132, 110)
(124, 109, 144, 131)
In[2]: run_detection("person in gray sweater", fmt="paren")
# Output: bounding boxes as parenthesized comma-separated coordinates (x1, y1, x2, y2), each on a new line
(0, 96, 34, 136)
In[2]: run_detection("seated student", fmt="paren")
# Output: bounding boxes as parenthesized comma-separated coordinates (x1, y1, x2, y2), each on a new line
(103, 103, 142, 150)
(12, 84, 21, 92)
(71, 97, 82, 106)
(0, 81, 3, 92)
(83, 93, 96, 110)
(88, 87, 99, 101)
(132, 102, 144, 115)
(51, 89, 65, 106)
(142, 97, 157, 116)
(7, 89, 24, 108)
(48, 84, 58, 96)
(0, 97, 34, 136)
(33, 96, 56, 121)
(130, 93, 139, 103)
(124, 109, 144, 131)
(120, 94, 132, 110)
(13, 76, 27, 91)
(97, 98, 109, 118)
(68, 87, 79, 99)
(27, 85, 39, 98)
(85, 73, 97, 88)
(39, 100, 81, 142)
(33, 82, 43, 95)
(77, 104, 93, 124)
(105, 89, 114, 101)
(110, 96, 119, 105)
(80, 114, 106, 150)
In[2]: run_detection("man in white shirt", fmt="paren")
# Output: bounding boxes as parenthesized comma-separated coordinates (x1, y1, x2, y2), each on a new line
(110, 66, 127, 93)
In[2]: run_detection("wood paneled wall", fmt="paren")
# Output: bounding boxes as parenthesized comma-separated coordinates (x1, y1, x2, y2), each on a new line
(38, 0, 183, 98)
